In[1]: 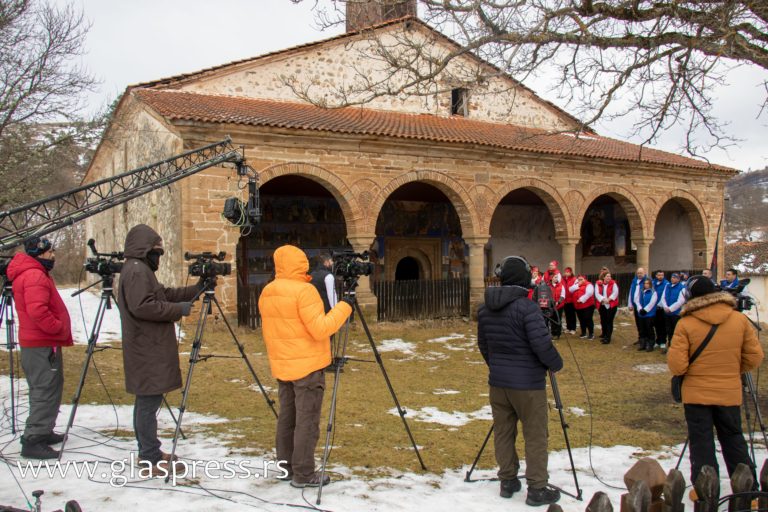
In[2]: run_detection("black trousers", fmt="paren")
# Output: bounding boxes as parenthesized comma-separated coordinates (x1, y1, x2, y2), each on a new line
(638, 316, 655, 342)
(654, 309, 667, 345)
(563, 303, 577, 331)
(598, 306, 617, 342)
(133, 394, 164, 463)
(665, 314, 680, 343)
(575, 306, 594, 336)
(684, 404, 756, 486)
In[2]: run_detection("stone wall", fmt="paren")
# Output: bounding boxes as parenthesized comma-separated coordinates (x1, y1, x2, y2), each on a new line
(175, 25, 575, 131)
(84, 97, 184, 287)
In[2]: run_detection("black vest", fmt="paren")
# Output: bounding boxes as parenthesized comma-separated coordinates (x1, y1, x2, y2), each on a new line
(310, 267, 332, 313)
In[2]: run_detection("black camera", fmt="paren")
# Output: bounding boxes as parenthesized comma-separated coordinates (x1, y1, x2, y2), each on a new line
(332, 250, 374, 281)
(0, 257, 9, 279)
(84, 239, 124, 276)
(723, 278, 755, 312)
(185, 251, 231, 278)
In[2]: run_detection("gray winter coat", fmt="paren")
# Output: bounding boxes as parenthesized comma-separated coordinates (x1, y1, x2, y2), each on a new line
(117, 224, 199, 395)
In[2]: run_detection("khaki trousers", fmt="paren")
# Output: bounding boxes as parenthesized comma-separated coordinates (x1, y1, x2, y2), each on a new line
(489, 386, 549, 488)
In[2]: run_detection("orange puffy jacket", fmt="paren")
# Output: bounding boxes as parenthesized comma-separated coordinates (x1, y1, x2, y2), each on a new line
(668, 292, 763, 406)
(258, 245, 353, 381)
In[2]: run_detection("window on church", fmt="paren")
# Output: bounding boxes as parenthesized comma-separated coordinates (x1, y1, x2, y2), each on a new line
(451, 88, 468, 116)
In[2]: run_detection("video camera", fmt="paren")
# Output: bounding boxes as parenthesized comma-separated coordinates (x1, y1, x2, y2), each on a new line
(722, 278, 755, 312)
(84, 239, 124, 276)
(185, 251, 231, 278)
(0, 257, 9, 280)
(332, 250, 373, 283)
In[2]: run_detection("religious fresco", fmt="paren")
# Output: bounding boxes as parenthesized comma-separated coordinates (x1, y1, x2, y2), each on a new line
(581, 202, 632, 258)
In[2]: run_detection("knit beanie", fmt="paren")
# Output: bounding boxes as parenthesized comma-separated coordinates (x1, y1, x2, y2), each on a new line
(496, 256, 532, 287)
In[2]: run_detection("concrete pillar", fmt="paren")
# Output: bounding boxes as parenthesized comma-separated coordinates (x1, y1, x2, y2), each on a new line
(465, 234, 491, 316)
(556, 237, 579, 273)
(347, 234, 377, 314)
(635, 238, 653, 271)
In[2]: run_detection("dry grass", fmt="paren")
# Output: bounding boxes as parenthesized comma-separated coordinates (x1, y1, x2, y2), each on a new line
(1, 310, 766, 477)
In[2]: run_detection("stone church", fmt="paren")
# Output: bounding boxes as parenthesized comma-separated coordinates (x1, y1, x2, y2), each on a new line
(84, 1, 734, 321)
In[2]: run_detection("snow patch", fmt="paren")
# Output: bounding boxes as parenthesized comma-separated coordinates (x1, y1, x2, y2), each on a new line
(372, 339, 416, 354)
(389, 405, 492, 426)
(432, 389, 461, 395)
(633, 364, 669, 374)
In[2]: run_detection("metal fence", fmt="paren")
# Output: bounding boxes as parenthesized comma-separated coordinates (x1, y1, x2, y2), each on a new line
(372, 278, 470, 321)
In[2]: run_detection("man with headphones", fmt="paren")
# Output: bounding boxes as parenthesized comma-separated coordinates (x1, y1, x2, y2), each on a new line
(478, 255, 564, 506)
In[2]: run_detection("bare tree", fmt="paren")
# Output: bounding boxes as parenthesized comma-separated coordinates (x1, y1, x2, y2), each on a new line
(289, 0, 768, 156)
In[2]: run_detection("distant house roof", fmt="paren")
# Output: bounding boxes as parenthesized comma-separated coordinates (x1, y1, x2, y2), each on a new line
(726, 241, 768, 275)
(134, 89, 734, 173)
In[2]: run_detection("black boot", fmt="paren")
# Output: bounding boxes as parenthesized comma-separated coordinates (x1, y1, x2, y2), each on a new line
(21, 435, 59, 460)
(45, 432, 65, 445)
(500, 478, 522, 498)
(645, 340, 655, 352)
(637, 338, 648, 351)
(526, 486, 561, 506)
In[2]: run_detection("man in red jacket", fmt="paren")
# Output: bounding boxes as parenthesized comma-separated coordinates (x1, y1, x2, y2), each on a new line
(6, 237, 73, 459)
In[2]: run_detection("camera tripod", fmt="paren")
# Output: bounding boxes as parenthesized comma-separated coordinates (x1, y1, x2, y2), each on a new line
(58, 272, 185, 458)
(165, 277, 277, 482)
(0, 275, 19, 433)
(315, 286, 427, 505)
(463, 370, 583, 501)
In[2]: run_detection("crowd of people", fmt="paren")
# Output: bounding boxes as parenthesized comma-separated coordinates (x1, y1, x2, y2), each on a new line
(524, 259, 745, 354)
(5, 231, 759, 507)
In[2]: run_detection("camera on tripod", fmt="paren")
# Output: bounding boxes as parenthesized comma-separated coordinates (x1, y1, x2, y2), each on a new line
(0, 257, 9, 279)
(331, 250, 374, 282)
(84, 239, 124, 276)
(723, 278, 755, 312)
(185, 251, 232, 278)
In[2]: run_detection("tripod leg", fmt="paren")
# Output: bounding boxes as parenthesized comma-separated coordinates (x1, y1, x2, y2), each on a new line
(316, 316, 352, 506)
(742, 379, 757, 467)
(744, 373, 768, 455)
(549, 371, 583, 500)
(3, 291, 18, 434)
(675, 438, 689, 471)
(166, 296, 210, 483)
(59, 293, 109, 459)
(465, 424, 494, 482)
(211, 297, 277, 418)
(162, 396, 185, 440)
(353, 300, 427, 470)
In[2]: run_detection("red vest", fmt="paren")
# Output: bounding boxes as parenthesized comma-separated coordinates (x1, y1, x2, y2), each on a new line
(563, 275, 577, 303)
(550, 282, 565, 309)
(595, 280, 619, 309)
(572, 282, 594, 310)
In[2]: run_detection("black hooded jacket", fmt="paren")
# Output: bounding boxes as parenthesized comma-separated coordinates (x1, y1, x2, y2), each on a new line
(477, 285, 563, 390)
(117, 224, 199, 395)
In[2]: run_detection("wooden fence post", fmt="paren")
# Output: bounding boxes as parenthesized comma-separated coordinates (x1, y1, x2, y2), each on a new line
(625, 480, 652, 512)
(728, 463, 755, 512)
(547, 504, 564, 512)
(663, 468, 686, 512)
(693, 466, 719, 512)
(588, 491, 614, 512)
(759, 460, 768, 512)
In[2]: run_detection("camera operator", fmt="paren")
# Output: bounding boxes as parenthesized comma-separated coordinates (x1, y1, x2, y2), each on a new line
(258, 245, 353, 488)
(6, 237, 72, 459)
(117, 224, 201, 475)
(668, 276, 763, 491)
(478, 255, 563, 506)
(310, 252, 337, 313)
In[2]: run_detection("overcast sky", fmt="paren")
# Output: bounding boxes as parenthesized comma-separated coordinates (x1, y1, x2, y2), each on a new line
(60, 0, 768, 172)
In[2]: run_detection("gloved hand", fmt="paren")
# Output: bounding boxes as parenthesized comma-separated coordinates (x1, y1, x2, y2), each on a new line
(180, 302, 193, 316)
(639, 308, 647, 315)
(342, 294, 355, 307)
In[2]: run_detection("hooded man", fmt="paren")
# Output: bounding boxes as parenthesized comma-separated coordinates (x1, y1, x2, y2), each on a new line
(258, 245, 353, 488)
(668, 275, 763, 489)
(478, 256, 563, 506)
(7, 237, 72, 459)
(118, 224, 200, 474)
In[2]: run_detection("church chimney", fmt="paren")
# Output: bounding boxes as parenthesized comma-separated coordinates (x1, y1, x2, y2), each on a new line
(346, 0, 417, 32)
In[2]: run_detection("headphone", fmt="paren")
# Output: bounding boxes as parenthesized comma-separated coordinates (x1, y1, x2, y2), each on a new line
(493, 255, 531, 278)
(683, 275, 717, 300)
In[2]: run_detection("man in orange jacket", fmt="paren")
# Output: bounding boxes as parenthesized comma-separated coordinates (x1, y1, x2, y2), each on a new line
(258, 245, 353, 488)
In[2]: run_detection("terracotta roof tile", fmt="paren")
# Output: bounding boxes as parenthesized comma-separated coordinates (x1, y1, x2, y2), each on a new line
(134, 89, 734, 173)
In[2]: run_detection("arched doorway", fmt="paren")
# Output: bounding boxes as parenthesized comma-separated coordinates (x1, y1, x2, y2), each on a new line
(489, 188, 561, 272)
(395, 256, 421, 280)
(236, 175, 348, 326)
(650, 198, 707, 271)
(374, 182, 465, 281)
(578, 195, 635, 274)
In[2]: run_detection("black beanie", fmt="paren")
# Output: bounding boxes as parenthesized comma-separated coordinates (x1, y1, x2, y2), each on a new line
(496, 256, 531, 287)
(25, 237, 52, 256)
(687, 275, 716, 298)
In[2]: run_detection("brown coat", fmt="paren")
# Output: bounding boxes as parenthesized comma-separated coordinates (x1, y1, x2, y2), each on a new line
(668, 292, 763, 406)
(117, 225, 199, 395)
